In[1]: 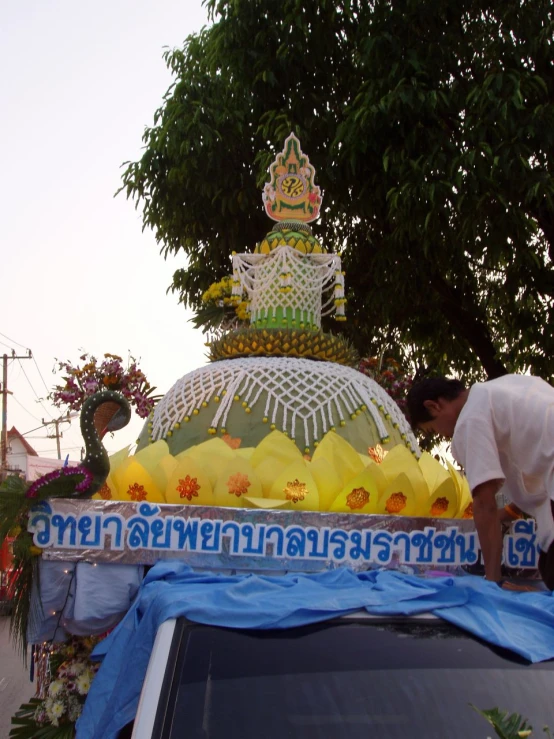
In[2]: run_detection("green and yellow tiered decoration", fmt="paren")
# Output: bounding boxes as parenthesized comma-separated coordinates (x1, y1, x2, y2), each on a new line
(209, 133, 349, 363)
(135, 134, 421, 464)
(119, 134, 473, 518)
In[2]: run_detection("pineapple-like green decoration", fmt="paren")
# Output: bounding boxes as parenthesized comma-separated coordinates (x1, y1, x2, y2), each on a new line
(209, 327, 358, 366)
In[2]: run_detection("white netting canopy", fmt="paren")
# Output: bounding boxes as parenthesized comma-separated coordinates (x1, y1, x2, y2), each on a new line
(232, 245, 345, 327)
(151, 357, 417, 452)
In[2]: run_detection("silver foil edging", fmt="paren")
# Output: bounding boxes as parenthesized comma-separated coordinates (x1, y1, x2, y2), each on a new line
(27, 498, 541, 577)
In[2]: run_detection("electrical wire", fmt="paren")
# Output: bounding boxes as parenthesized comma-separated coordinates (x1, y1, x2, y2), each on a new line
(32, 356, 52, 395)
(11, 394, 42, 422)
(17, 359, 55, 419)
(0, 331, 30, 351)
(0, 338, 16, 352)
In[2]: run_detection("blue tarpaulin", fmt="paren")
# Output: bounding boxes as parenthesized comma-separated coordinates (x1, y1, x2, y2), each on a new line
(76, 562, 554, 739)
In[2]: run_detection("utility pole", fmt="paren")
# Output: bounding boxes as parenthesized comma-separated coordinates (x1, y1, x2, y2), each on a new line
(1, 349, 33, 481)
(43, 414, 74, 460)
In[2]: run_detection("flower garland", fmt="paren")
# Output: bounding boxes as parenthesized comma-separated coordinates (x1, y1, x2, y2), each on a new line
(25, 465, 93, 499)
(48, 352, 158, 419)
(10, 636, 102, 737)
(202, 275, 251, 322)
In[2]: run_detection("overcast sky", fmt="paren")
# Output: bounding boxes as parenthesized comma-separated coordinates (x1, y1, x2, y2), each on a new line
(1, 0, 213, 459)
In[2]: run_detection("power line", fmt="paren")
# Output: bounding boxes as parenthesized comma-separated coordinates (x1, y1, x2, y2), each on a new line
(11, 394, 42, 422)
(18, 359, 54, 420)
(0, 331, 30, 351)
(0, 339, 16, 352)
(32, 356, 52, 395)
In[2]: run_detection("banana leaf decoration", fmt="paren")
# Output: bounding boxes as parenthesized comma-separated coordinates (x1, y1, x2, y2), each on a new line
(0, 391, 131, 657)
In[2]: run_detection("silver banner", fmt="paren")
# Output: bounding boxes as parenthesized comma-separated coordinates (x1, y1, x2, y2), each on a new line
(26, 499, 541, 575)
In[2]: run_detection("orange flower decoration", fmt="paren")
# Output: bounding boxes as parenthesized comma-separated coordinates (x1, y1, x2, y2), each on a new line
(368, 444, 388, 464)
(222, 433, 242, 450)
(98, 483, 112, 500)
(462, 502, 473, 519)
(227, 472, 251, 497)
(346, 487, 370, 510)
(385, 492, 407, 514)
(430, 497, 449, 517)
(177, 475, 200, 501)
(127, 482, 147, 501)
(284, 479, 308, 504)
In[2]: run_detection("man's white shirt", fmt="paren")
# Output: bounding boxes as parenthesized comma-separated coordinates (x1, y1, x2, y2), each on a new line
(451, 374, 554, 550)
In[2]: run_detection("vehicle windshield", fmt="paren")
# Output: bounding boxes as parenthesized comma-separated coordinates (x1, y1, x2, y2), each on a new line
(161, 620, 554, 738)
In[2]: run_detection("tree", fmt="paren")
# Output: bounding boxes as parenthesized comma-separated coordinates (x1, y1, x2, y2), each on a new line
(120, 0, 554, 382)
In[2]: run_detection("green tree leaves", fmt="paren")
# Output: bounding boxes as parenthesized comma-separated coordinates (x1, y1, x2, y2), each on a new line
(120, 0, 554, 382)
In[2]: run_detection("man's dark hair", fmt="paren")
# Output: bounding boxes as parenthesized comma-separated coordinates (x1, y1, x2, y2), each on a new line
(406, 376, 466, 429)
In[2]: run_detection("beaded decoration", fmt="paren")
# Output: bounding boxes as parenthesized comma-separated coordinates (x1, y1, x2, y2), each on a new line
(150, 357, 417, 453)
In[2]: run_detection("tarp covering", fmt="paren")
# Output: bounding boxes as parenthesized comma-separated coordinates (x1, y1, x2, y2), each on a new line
(76, 562, 554, 739)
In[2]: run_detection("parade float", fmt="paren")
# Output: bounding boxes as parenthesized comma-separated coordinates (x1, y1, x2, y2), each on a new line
(2, 136, 544, 738)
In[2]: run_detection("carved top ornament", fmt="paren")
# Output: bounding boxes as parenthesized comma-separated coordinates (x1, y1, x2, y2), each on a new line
(262, 133, 322, 223)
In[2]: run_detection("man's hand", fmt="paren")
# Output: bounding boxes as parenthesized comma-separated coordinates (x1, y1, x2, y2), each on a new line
(472, 479, 504, 584)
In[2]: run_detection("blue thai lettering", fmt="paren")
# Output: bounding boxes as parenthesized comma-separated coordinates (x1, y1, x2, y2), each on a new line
(51, 514, 77, 547)
(433, 527, 458, 564)
(241, 523, 266, 556)
(200, 520, 222, 552)
(102, 515, 125, 550)
(28, 502, 53, 547)
(306, 528, 330, 558)
(329, 530, 348, 560)
(455, 532, 479, 564)
(127, 504, 163, 549)
(411, 527, 436, 563)
(172, 518, 199, 551)
(504, 519, 538, 568)
(372, 531, 393, 564)
(265, 525, 285, 557)
(285, 526, 307, 557)
(77, 514, 102, 548)
(392, 531, 411, 563)
(151, 517, 174, 549)
(349, 530, 371, 561)
(222, 521, 242, 554)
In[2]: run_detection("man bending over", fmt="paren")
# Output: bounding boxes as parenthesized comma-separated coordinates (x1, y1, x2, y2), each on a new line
(406, 375, 554, 589)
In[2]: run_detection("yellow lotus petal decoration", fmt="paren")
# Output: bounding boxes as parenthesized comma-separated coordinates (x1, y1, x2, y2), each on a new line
(457, 474, 473, 518)
(361, 460, 389, 497)
(418, 451, 450, 494)
(311, 432, 364, 487)
(308, 457, 342, 511)
(108, 446, 130, 475)
(379, 445, 418, 485)
(235, 447, 254, 461)
(250, 430, 304, 469)
(182, 437, 235, 486)
(133, 440, 170, 477)
(269, 461, 319, 511)
(166, 456, 214, 506)
(92, 474, 116, 501)
(329, 469, 379, 514)
(150, 454, 178, 492)
(112, 460, 165, 503)
(255, 456, 287, 497)
(427, 478, 459, 518)
(376, 472, 426, 516)
(214, 458, 262, 508)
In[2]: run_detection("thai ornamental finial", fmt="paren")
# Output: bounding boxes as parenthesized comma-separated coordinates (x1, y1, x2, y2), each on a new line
(262, 133, 322, 223)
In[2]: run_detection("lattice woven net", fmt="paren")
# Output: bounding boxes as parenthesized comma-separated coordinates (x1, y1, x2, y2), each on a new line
(151, 357, 417, 453)
(232, 246, 344, 327)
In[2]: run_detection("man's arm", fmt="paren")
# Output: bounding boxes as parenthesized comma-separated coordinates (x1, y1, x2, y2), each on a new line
(472, 479, 504, 582)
